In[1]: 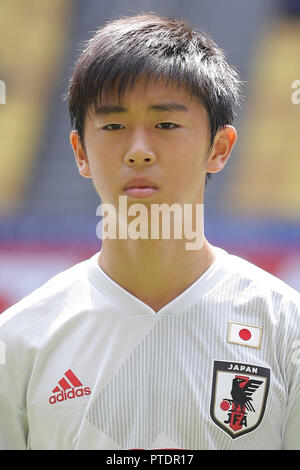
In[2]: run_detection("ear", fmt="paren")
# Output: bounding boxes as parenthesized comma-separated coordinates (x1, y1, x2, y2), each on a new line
(206, 125, 237, 174)
(69, 130, 92, 178)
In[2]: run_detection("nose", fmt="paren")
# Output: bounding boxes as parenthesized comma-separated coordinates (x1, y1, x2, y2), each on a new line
(124, 131, 156, 167)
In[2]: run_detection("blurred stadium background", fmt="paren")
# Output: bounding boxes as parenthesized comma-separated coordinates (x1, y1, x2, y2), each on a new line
(0, 0, 299, 313)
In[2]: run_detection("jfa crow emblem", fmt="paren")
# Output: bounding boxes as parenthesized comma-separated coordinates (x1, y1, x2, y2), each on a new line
(210, 361, 270, 439)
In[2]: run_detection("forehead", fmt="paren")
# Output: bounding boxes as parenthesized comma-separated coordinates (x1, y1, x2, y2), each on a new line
(92, 75, 203, 112)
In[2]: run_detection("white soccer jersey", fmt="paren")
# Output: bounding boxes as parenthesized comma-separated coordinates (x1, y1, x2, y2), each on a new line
(0, 246, 300, 450)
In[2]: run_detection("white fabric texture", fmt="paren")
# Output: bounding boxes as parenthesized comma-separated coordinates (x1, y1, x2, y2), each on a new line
(0, 246, 299, 450)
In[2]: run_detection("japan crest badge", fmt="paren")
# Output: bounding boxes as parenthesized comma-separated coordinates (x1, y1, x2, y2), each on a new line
(210, 361, 270, 439)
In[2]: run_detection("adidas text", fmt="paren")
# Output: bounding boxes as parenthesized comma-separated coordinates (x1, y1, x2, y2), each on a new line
(49, 387, 91, 404)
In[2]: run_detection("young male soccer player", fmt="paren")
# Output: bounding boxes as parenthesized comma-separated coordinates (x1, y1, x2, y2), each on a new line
(0, 13, 300, 450)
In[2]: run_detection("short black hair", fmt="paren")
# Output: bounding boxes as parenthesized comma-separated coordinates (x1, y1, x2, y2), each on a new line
(67, 12, 242, 180)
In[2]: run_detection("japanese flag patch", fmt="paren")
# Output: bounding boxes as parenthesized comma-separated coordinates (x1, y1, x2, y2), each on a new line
(228, 321, 263, 349)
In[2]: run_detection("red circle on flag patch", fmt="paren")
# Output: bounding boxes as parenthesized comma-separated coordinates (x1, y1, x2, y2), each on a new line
(220, 400, 230, 411)
(239, 328, 251, 341)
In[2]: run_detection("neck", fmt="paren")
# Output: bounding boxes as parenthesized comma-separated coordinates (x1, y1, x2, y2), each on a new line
(97, 237, 216, 312)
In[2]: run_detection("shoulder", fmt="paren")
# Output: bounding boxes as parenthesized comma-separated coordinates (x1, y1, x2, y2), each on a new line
(0, 254, 98, 332)
(219, 251, 300, 329)
(211, 245, 300, 320)
(228, 252, 300, 302)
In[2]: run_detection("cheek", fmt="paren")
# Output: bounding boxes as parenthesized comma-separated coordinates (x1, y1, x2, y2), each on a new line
(170, 147, 207, 197)
(165, 163, 202, 204)
(85, 153, 110, 197)
(172, 145, 206, 179)
(86, 137, 115, 177)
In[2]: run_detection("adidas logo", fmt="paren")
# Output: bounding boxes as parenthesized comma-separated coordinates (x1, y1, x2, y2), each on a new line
(49, 369, 91, 405)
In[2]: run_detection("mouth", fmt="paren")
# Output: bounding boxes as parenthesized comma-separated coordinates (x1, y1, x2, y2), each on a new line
(123, 186, 159, 198)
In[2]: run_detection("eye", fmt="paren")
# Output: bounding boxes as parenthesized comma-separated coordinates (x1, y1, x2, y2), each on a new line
(102, 123, 125, 130)
(156, 122, 179, 129)
(101, 122, 179, 131)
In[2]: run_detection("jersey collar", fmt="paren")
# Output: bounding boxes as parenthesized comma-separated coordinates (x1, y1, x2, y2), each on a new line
(87, 245, 230, 316)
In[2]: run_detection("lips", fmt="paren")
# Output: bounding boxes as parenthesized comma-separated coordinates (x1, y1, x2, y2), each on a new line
(123, 177, 159, 198)
(123, 177, 159, 191)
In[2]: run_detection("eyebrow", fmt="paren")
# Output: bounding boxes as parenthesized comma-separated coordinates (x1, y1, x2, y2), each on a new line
(94, 102, 189, 116)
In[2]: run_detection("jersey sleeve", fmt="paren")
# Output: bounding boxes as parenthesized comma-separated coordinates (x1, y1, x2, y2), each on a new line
(283, 389, 300, 449)
(0, 390, 28, 449)
(280, 293, 300, 450)
(0, 309, 30, 449)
